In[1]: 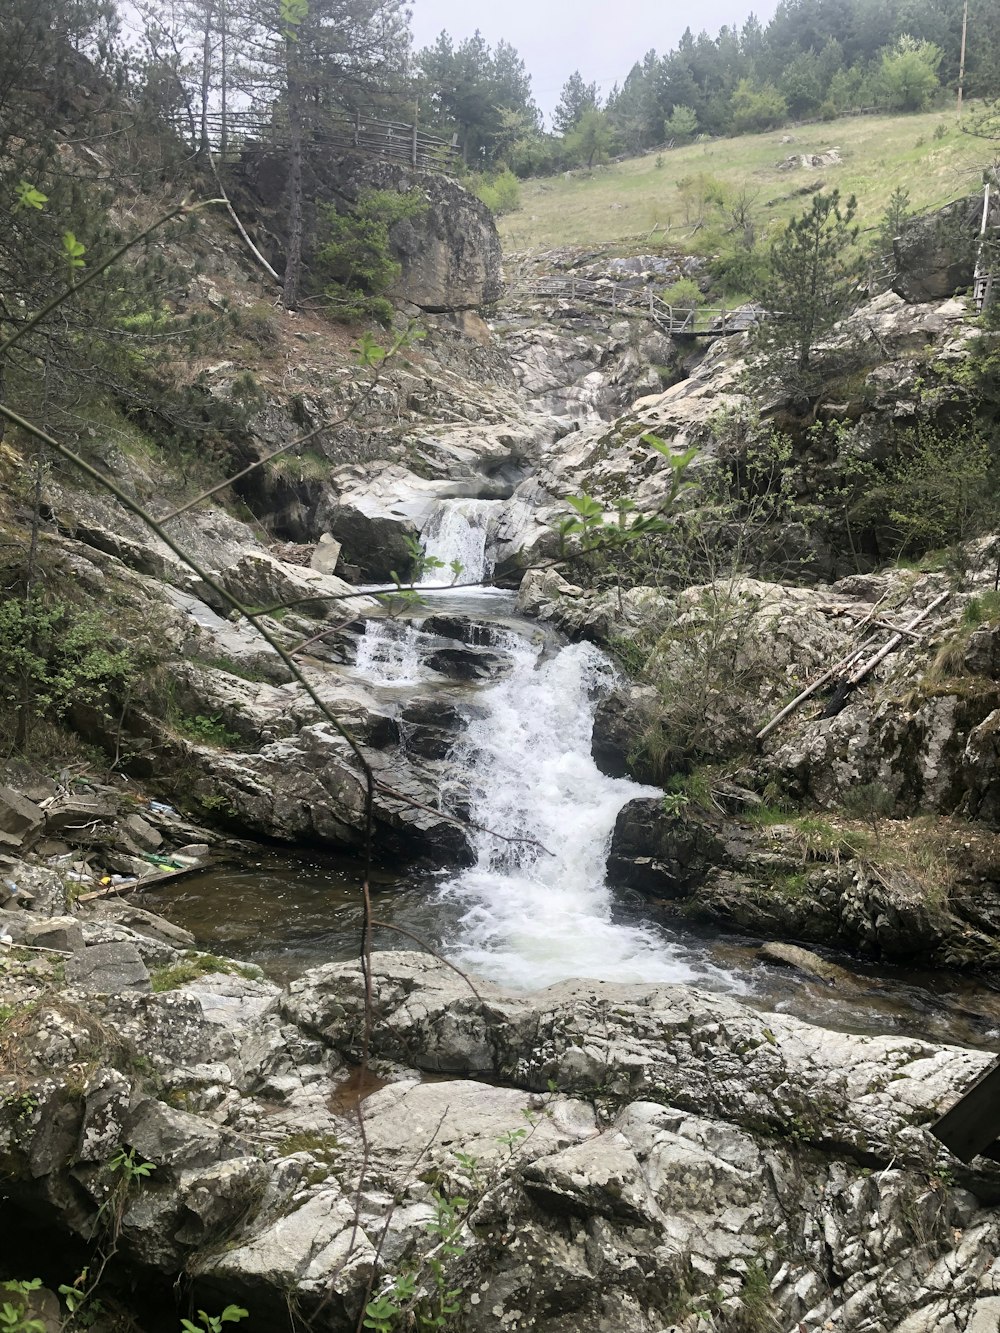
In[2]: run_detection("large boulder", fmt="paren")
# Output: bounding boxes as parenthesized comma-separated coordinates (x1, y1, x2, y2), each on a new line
(379, 167, 503, 312)
(892, 195, 985, 303)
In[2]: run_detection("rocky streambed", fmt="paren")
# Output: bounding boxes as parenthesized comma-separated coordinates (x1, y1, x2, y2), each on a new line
(7, 227, 1000, 1330)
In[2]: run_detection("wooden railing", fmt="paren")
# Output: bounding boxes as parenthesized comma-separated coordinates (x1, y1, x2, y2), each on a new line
(176, 108, 460, 172)
(513, 275, 761, 336)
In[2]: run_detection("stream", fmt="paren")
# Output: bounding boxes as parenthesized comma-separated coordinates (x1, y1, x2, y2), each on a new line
(149, 500, 1000, 1054)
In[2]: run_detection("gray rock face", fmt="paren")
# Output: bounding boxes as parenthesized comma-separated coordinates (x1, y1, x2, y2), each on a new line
(0, 787, 44, 850)
(65, 940, 152, 993)
(374, 165, 504, 311)
(7, 947, 1000, 1333)
(892, 195, 984, 303)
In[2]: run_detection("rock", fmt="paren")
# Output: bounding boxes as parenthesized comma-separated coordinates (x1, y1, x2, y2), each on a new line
(323, 501, 419, 582)
(758, 941, 855, 986)
(309, 533, 342, 574)
(892, 194, 985, 303)
(66, 941, 151, 993)
(44, 794, 117, 837)
(3, 863, 69, 915)
(371, 164, 502, 311)
(400, 698, 467, 759)
(606, 798, 729, 897)
(0, 787, 44, 850)
(425, 646, 508, 680)
(24, 916, 85, 953)
(591, 686, 659, 779)
(124, 813, 162, 852)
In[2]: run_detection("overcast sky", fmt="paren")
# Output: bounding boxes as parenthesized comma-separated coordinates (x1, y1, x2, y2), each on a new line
(409, 0, 781, 125)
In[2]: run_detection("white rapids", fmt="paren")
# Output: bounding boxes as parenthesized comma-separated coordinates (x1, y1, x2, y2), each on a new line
(436, 632, 743, 992)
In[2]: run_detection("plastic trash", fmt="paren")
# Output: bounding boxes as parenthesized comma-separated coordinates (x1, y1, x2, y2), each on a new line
(148, 801, 177, 816)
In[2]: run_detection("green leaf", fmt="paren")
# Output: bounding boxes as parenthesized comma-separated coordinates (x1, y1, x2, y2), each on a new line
(62, 232, 87, 269)
(14, 181, 47, 212)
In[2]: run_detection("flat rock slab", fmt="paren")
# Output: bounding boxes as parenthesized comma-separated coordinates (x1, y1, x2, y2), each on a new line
(66, 940, 151, 993)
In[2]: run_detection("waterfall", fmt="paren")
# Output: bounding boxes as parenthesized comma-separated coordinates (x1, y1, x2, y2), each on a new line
(418, 499, 498, 587)
(437, 635, 741, 991)
(354, 618, 423, 686)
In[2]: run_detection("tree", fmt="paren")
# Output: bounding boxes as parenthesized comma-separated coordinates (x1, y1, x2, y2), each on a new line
(880, 35, 941, 111)
(415, 31, 539, 168)
(757, 189, 860, 373)
(729, 78, 788, 132)
(564, 108, 612, 169)
(232, 0, 410, 309)
(665, 104, 698, 141)
(553, 70, 601, 135)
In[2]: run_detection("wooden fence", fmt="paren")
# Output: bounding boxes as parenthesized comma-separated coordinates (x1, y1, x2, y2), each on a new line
(176, 108, 460, 172)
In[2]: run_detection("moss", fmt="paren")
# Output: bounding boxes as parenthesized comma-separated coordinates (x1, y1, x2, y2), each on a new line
(189, 655, 269, 684)
(278, 1131, 341, 1162)
(150, 952, 260, 992)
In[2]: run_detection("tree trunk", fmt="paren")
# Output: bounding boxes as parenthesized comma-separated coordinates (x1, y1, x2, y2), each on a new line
(198, 0, 214, 156)
(283, 42, 304, 312)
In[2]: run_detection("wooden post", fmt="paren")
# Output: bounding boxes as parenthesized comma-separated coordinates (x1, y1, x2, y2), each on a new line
(957, 0, 969, 119)
(412, 99, 419, 168)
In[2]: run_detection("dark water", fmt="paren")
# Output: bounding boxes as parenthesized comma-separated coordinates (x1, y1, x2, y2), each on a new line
(145, 852, 1000, 1053)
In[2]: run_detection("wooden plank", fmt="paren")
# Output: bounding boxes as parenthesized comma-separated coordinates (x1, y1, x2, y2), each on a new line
(76, 859, 217, 904)
(932, 1056, 1000, 1162)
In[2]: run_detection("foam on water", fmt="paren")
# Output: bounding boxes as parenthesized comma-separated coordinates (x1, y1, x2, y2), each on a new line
(437, 634, 744, 992)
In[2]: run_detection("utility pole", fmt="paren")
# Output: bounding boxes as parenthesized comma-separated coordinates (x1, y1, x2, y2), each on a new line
(957, 0, 969, 119)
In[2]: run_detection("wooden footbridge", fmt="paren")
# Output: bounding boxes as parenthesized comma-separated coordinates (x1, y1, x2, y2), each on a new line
(512, 275, 760, 337)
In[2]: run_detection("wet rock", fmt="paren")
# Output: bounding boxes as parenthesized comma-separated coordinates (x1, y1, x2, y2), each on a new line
(66, 941, 151, 993)
(606, 798, 729, 898)
(400, 698, 466, 760)
(591, 686, 659, 779)
(758, 941, 856, 986)
(425, 645, 508, 680)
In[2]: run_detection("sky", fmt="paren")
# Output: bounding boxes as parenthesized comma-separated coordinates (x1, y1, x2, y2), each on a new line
(408, 0, 781, 125)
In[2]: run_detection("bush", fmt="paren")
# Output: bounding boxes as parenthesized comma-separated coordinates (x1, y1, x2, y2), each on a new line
(851, 423, 997, 559)
(0, 596, 134, 748)
(729, 79, 788, 133)
(661, 277, 703, 308)
(474, 168, 522, 216)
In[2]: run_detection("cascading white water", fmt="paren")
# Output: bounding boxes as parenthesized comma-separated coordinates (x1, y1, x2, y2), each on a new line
(437, 633, 744, 992)
(419, 499, 498, 586)
(354, 618, 423, 687)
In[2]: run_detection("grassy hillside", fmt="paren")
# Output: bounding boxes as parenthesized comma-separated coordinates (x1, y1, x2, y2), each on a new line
(499, 108, 989, 255)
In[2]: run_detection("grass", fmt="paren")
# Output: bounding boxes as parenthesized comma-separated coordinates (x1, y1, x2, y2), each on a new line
(151, 952, 260, 992)
(499, 107, 987, 258)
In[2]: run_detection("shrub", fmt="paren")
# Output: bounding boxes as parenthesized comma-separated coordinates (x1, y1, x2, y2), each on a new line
(661, 276, 703, 308)
(0, 596, 134, 748)
(474, 168, 522, 216)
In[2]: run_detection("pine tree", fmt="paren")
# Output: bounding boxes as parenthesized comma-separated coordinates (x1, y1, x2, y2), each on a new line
(758, 190, 860, 373)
